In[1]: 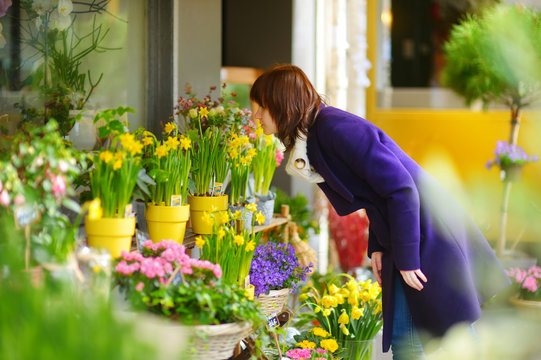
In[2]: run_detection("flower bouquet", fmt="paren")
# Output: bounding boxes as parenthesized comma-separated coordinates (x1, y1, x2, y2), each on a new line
(196, 206, 265, 288)
(86, 130, 143, 257)
(284, 327, 340, 359)
(506, 266, 541, 318)
(486, 140, 538, 182)
(250, 242, 313, 316)
(298, 276, 383, 360)
(138, 123, 192, 243)
(114, 239, 264, 359)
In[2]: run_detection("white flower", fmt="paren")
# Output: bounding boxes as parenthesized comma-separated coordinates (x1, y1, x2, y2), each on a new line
(57, 0, 73, 16)
(49, 11, 71, 31)
(0, 23, 5, 49)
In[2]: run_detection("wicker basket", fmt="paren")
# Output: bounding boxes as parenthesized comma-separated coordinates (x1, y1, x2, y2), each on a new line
(509, 296, 541, 320)
(192, 321, 251, 360)
(256, 288, 290, 316)
(286, 222, 318, 275)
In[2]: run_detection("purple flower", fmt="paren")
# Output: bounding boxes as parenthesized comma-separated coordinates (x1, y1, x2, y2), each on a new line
(249, 242, 313, 296)
(487, 140, 538, 169)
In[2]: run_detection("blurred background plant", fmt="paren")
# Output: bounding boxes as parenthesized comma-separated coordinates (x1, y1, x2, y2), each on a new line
(12, 0, 119, 137)
(442, 3, 541, 257)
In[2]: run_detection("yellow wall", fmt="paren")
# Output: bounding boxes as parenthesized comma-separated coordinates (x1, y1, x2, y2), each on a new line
(366, 1, 541, 244)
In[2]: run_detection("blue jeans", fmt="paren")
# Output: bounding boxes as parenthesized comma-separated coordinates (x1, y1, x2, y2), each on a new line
(391, 273, 425, 360)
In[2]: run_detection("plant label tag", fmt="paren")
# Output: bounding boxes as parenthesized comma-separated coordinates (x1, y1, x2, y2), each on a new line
(15, 206, 39, 228)
(213, 183, 223, 196)
(124, 204, 134, 217)
(244, 275, 250, 288)
(171, 195, 182, 207)
(266, 312, 279, 328)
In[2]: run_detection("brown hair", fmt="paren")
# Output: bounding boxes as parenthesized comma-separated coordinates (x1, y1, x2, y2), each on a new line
(250, 64, 322, 153)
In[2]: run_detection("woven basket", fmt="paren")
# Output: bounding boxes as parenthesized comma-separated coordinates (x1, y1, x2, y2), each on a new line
(256, 288, 290, 316)
(192, 321, 251, 360)
(509, 296, 541, 320)
(287, 223, 318, 275)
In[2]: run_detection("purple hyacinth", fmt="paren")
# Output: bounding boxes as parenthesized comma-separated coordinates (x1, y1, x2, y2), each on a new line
(249, 242, 313, 296)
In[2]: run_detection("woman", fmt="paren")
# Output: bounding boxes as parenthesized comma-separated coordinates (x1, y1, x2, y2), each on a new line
(250, 64, 510, 359)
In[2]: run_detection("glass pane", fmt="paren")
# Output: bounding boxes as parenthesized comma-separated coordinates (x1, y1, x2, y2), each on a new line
(0, 0, 146, 133)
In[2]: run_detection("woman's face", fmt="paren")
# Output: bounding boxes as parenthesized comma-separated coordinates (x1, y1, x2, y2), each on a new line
(253, 104, 278, 135)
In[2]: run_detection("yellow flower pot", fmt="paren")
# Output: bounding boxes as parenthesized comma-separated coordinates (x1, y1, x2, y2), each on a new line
(188, 194, 228, 234)
(85, 217, 135, 258)
(146, 204, 190, 244)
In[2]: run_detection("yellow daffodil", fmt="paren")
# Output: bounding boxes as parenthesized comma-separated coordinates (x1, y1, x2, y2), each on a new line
(255, 125, 264, 137)
(87, 198, 103, 220)
(143, 137, 154, 146)
(143, 131, 153, 137)
(312, 327, 329, 338)
(202, 211, 213, 225)
(232, 210, 242, 220)
(189, 108, 198, 118)
(323, 309, 332, 317)
(348, 290, 360, 306)
(338, 311, 349, 325)
(234, 235, 244, 246)
(255, 211, 265, 225)
(244, 284, 255, 301)
(217, 227, 225, 240)
(113, 158, 123, 170)
(351, 306, 364, 320)
(229, 148, 239, 159)
(240, 156, 250, 166)
(179, 136, 191, 150)
(199, 107, 210, 118)
(155, 144, 169, 158)
(299, 293, 309, 302)
(245, 203, 257, 213)
(334, 293, 345, 305)
(341, 324, 350, 336)
(314, 306, 321, 313)
(339, 287, 350, 298)
(321, 295, 338, 308)
(247, 148, 257, 158)
(346, 279, 358, 292)
(296, 340, 316, 349)
(220, 212, 230, 223)
(99, 150, 113, 163)
(264, 134, 273, 146)
(328, 284, 340, 295)
(164, 122, 176, 134)
(166, 136, 180, 150)
(320, 339, 338, 353)
(195, 236, 205, 248)
(245, 240, 255, 252)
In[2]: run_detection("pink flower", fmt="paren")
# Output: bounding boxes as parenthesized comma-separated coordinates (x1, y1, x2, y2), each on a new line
(50, 174, 66, 197)
(13, 194, 25, 206)
(522, 276, 538, 292)
(275, 150, 284, 166)
(0, 189, 10, 207)
(316, 349, 327, 354)
(135, 282, 144, 292)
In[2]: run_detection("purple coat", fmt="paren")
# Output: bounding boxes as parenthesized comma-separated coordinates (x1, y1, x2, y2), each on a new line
(306, 105, 510, 352)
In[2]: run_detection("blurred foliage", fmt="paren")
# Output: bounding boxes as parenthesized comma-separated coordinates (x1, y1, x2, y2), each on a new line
(273, 188, 320, 238)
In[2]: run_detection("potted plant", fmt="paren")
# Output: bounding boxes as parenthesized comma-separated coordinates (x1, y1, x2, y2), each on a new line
(298, 276, 383, 360)
(138, 122, 192, 244)
(506, 266, 541, 319)
(249, 241, 313, 316)
(196, 206, 265, 287)
(113, 239, 265, 360)
(86, 127, 143, 257)
(284, 327, 340, 359)
(442, 3, 541, 258)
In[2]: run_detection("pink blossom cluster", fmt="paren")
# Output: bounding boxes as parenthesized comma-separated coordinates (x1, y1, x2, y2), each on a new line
(286, 348, 328, 360)
(507, 266, 541, 293)
(275, 149, 285, 166)
(0, 179, 25, 207)
(115, 240, 223, 288)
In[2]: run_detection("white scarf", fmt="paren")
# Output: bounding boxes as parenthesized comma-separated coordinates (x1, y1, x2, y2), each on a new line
(285, 134, 324, 183)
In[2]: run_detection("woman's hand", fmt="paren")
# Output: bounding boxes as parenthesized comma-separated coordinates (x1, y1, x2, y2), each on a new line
(371, 252, 383, 286)
(400, 269, 428, 291)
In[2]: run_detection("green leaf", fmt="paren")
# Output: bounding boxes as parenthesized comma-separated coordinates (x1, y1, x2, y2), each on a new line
(62, 198, 82, 214)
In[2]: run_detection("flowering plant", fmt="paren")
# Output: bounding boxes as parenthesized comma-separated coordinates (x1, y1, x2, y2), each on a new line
(251, 120, 284, 196)
(196, 205, 265, 287)
(250, 242, 313, 296)
(299, 276, 382, 349)
(285, 328, 340, 359)
(0, 120, 86, 263)
(506, 266, 541, 301)
(89, 131, 143, 218)
(114, 240, 264, 325)
(137, 123, 191, 206)
(486, 140, 538, 170)
(227, 132, 257, 205)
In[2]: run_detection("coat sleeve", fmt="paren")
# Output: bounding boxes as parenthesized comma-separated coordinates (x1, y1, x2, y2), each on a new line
(327, 120, 421, 271)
